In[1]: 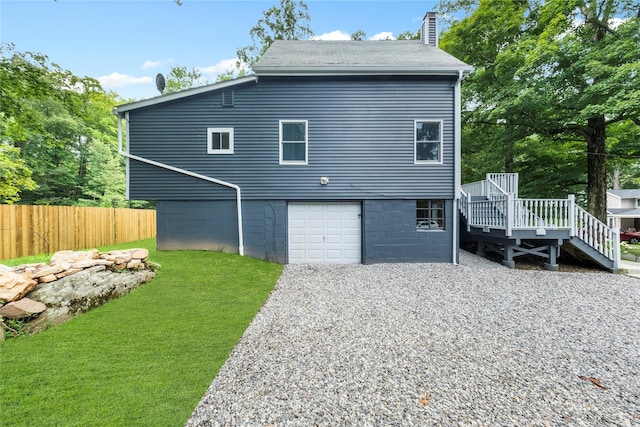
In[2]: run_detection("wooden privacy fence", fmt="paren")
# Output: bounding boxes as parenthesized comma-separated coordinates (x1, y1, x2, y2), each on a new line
(0, 205, 156, 260)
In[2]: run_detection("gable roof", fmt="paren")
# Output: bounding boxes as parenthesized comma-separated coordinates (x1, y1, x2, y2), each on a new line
(608, 189, 640, 199)
(115, 75, 258, 113)
(252, 40, 472, 76)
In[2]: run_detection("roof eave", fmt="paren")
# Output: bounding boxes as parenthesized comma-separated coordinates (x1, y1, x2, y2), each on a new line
(253, 66, 473, 77)
(114, 75, 258, 113)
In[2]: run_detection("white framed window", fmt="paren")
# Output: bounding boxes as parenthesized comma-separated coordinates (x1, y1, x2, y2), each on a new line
(279, 120, 308, 165)
(207, 128, 234, 154)
(416, 199, 445, 230)
(414, 120, 443, 164)
(636, 199, 640, 208)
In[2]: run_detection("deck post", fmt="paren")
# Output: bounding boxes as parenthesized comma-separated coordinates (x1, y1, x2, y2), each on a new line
(466, 192, 472, 231)
(506, 193, 514, 237)
(544, 245, 559, 271)
(613, 227, 620, 270)
(502, 243, 515, 269)
(568, 194, 576, 236)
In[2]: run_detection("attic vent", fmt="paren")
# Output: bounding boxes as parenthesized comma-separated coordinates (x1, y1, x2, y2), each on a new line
(222, 90, 234, 107)
(421, 12, 438, 47)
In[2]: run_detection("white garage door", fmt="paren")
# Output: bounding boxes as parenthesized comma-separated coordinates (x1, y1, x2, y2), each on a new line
(288, 202, 362, 264)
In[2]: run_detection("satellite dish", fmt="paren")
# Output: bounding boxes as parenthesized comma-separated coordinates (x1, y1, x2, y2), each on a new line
(156, 73, 166, 94)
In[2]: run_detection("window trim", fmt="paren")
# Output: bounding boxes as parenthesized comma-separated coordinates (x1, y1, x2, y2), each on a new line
(416, 199, 446, 231)
(279, 120, 308, 165)
(207, 127, 234, 155)
(414, 119, 443, 164)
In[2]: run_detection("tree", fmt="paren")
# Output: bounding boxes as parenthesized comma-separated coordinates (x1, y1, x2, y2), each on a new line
(0, 116, 36, 203)
(440, 0, 640, 221)
(215, 68, 248, 83)
(236, 0, 312, 69)
(0, 43, 136, 207)
(397, 30, 420, 40)
(164, 65, 204, 93)
(350, 30, 367, 40)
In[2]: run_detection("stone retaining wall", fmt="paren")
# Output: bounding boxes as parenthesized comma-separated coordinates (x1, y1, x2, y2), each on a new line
(0, 249, 156, 338)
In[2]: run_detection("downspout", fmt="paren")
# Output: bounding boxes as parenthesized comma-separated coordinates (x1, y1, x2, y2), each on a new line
(453, 69, 464, 265)
(117, 112, 244, 256)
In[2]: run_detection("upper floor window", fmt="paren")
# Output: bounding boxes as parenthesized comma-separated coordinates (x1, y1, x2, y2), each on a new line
(415, 120, 442, 164)
(280, 120, 308, 165)
(207, 128, 234, 154)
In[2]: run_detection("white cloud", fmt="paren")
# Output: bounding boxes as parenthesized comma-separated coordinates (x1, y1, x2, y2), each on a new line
(142, 60, 161, 70)
(98, 72, 153, 88)
(311, 30, 352, 41)
(197, 58, 242, 75)
(370, 32, 396, 41)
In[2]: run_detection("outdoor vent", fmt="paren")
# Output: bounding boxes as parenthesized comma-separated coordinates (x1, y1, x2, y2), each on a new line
(222, 90, 234, 107)
(421, 12, 438, 47)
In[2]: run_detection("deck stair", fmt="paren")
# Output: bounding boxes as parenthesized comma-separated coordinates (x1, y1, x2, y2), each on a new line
(460, 173, 620, 271)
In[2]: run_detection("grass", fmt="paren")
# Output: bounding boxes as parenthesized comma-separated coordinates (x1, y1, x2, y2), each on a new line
(621, 242, 640, 261)
(0, 239, 283, 426)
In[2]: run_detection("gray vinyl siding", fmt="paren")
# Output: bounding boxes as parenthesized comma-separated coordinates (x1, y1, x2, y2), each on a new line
(156, 200, 238, 252)
(127, 76, 456, 201)
(155, 198, 454, 264)
(363, 199, 454, 263)
(156, 200, 287, 263)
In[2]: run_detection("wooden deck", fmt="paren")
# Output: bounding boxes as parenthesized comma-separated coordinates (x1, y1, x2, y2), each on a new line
(460, 173, 620, 271)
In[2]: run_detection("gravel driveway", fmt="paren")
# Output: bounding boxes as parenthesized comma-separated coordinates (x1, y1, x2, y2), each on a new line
(187, 252, 640, 426)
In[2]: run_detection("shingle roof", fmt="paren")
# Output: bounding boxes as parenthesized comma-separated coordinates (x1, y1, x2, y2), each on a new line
(607, 208, 640, 217)
(252, 40, 472, 76)
(608, 189, 640, 199)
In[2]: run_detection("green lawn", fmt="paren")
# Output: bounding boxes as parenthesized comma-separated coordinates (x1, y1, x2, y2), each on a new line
(0, 239, 283, 426)
(622, 243, 640, 262)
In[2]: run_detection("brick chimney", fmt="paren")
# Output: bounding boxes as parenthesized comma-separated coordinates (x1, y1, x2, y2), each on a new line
(421, 12, 438, 47)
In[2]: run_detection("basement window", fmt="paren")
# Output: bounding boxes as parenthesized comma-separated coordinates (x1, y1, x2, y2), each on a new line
(207, 128, 234, 154)
(416, 199, 445, 230)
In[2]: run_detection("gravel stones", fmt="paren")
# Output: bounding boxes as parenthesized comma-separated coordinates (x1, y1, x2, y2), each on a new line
(186, 252, 640, 426)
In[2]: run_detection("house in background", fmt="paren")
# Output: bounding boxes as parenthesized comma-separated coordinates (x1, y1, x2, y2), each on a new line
(115, 13, 472, 264)
(607, 189, 640, 230)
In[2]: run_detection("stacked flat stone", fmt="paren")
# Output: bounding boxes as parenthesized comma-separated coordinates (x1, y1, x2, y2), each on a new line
(0, 248, 150, 321)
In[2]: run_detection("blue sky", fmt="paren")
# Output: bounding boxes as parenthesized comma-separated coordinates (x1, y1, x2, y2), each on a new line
(1, 0, 442, 100)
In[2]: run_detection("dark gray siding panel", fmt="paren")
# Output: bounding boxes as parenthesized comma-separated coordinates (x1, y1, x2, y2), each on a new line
(156, 198, 454, 263)
(363, 199, 454, 263)
(156, 200, 287, 263)
(156, 200, 238, 251)
(242, 200, 287, 263)
(129, 163, 238, 200)
(127, 76, 455, 201)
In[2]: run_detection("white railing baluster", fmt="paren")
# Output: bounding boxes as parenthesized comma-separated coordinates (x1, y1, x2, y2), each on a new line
(461, 175, 619, 267)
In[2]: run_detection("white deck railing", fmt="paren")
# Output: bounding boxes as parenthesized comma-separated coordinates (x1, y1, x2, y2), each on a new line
(573, 203, 620, 262)
(487, 173, 518, 197)
(461, 180, 486, 197)
(461, 174, 620, 267)
(462, 173, 519, 199)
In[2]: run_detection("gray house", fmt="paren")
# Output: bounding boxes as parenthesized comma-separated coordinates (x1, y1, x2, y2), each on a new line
(115, 13, 472, 264)
(607, 189, 640, 230)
